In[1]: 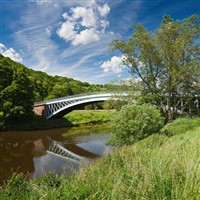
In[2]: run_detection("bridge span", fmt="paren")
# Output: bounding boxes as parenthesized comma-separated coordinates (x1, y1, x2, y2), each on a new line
(33, 93, 117, 119)
(33, 91, 200, 120)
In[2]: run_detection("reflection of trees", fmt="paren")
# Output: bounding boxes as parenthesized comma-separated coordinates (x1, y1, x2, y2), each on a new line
(33, 139, 47, 157)
(0, 133, 38, 185)
(0, 126, 109, 185)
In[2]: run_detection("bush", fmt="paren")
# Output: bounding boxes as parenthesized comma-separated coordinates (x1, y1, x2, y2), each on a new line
(109, 104, 164, 146)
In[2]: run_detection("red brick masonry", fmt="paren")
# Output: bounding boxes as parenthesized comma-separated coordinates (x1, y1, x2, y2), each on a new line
(33, 104, 45, 116)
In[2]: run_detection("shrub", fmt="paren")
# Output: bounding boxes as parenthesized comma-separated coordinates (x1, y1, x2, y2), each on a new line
(109, 104, 164, 146)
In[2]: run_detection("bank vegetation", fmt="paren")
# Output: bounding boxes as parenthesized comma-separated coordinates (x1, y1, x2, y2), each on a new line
(0, 117, 200, 199)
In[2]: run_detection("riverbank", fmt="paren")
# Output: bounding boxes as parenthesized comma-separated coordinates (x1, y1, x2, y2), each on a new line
(1, 117, 200, 199)
(0, 110, 115, 131)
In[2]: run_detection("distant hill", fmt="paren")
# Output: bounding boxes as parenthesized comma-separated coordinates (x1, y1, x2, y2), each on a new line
(0, 54, 108, 101)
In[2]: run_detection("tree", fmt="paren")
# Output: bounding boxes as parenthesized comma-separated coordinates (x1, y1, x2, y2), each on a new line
(0, 61, 13, 92)
(1, 68, 34, 123)
(111, 15, 200, 121)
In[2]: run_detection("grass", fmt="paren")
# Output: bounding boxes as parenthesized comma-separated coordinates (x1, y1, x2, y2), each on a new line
(161, 117, 200, 136)
(1, 118, 200, 199)
(64, 109, 115, 125)
(0, 110, 114, 131)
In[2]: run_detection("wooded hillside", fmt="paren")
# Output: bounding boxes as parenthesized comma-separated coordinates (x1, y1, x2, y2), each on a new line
(0, 54, 107, 102)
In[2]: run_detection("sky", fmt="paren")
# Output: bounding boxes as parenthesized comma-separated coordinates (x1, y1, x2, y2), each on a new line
(1, 0, 199, 84)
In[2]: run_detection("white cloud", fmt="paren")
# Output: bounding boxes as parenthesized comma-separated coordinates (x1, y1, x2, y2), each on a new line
(98, 3, 110, 17)
(0, 43, 6, 49)
(101, 55, 126, 73)
(0, 43, 23, 63)
(57, 2, 110, 46)
(62, 12, 72, 21)
(72, 28, 100, 46)
(45, 26, 52, 37)
(57, 21, 76, 41)
(71, 7, 96, 27)
(100, 20, 109, 33)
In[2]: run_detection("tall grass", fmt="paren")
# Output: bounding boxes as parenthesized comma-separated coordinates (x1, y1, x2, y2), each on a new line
(1, 118, 200, 199)
(161, 117, 200, 136)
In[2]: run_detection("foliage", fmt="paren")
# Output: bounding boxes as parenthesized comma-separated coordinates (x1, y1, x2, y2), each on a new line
(0, 66, 34, 123)
(1, 119, 200, 199)
(111, 15, 200, 121)
(109, 104, 164, 146)
(105, 78, 141, 111)
(161, 117, 200, 136)
(84, 102, 103, 110)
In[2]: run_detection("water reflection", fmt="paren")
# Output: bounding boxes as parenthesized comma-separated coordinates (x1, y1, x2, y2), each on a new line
(0, 124, 111, 185)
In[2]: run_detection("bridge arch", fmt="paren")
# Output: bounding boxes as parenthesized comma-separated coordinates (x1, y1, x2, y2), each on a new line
(34, 93, 115, 119)
(47, 98, 109, 119)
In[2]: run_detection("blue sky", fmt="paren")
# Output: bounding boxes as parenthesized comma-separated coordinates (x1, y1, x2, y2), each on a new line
(1, 0, 199, 84)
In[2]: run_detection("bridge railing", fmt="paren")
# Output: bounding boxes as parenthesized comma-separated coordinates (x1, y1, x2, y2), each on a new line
(34, 91, 121, 105)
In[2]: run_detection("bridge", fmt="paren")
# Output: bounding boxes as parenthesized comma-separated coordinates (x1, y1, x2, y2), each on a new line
(33, 92, 118, 119)
(33, 92, 200, 120)
(46, 137, 98, 164)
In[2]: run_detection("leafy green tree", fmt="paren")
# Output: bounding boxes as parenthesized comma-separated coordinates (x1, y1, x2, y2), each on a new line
(109, 104, 164, 146)
(1, 68, 34, 123)
(111, 15, 200, 121)
(0, 60, 14, 112)
(0, 61, 13, 92)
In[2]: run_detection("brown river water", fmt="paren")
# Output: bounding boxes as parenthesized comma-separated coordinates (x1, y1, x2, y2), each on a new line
(0, 124, 112, 186)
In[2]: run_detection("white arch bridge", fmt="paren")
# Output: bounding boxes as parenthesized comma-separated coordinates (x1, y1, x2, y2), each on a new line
(33, 92, 200, 120)
(34, 93, 118, 120)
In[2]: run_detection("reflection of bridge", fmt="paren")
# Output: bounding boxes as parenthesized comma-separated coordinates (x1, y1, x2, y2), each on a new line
(34, 93, 115, 119)
(46, 137, 98, 163)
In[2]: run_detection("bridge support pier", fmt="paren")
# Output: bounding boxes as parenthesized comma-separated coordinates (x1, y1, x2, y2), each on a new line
(33, 104, 45, 116)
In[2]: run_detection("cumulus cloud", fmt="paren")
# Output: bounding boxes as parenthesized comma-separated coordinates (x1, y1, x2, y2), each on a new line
(72, 28, 100, 46)
(71, 6, 96, 27)
(100, 55, 126, 73)
(0, 43, 23, 62)
(98, 3, 110, 17)
(57, 2, 110, 46)
(57, 21, 76, 41)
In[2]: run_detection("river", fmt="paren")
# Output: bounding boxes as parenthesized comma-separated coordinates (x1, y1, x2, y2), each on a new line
(0, 124, 112, 186)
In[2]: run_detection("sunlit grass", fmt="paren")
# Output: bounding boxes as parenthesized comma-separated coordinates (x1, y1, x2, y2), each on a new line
(161, 117, 200, 136)
(64, 109, 115, 125)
